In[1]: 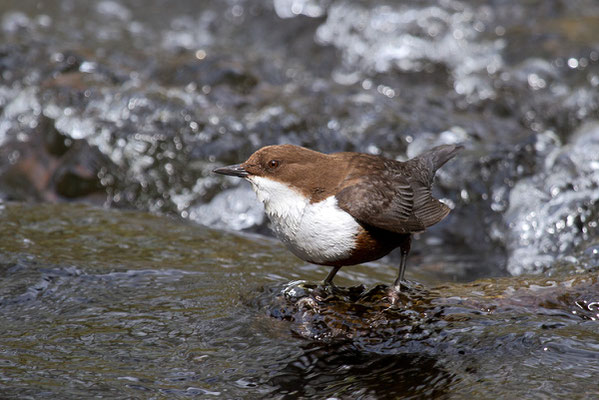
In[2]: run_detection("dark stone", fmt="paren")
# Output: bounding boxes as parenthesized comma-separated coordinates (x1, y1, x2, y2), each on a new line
(0, 115, 118, 203)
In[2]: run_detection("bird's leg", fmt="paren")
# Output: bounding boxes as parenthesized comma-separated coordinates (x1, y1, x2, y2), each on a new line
(323, 265, 341, 286)
(392, 234, 411, 291)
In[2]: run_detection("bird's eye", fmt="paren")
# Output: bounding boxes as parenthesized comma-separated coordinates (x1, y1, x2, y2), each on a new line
(268, 160, 280, 169)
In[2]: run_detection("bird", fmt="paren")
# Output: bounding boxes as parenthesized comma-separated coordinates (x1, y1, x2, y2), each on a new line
(213, 143, 462, 291)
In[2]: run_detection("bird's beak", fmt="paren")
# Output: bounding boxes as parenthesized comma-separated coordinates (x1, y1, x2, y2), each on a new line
(213, 163, 249, 178)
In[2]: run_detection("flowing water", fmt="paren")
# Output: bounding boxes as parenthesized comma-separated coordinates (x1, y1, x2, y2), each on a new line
(1, 0, 599, 398)
(1, 203, 598, 398)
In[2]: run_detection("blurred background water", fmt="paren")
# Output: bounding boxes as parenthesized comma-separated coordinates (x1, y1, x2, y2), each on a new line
(1, 0, 598, 398)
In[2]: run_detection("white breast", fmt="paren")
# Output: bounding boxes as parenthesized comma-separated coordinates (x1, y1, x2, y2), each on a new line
(248, 176, 360, 264)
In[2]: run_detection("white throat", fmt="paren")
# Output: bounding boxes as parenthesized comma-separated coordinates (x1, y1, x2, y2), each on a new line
(247, 176, 359, 264)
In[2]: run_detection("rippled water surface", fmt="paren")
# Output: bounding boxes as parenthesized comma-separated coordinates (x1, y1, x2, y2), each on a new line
(1, 203, 598, 398)
(1, 0, 599, 398)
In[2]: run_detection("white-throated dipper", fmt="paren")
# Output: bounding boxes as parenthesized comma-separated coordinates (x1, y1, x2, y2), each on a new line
(213, 144, 462, 290)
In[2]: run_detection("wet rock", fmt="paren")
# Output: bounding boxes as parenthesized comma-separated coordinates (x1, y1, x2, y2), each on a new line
(256, 281, 447, 349)
(52, 141, 108, 198)
(39, 114, 71, 156)
(251, 267, 599, 356)
(0, 114, 116, 203)
(154, 54, 259, 94)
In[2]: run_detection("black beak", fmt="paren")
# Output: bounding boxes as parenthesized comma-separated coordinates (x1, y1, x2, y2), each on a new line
(213, 163, 249, 178)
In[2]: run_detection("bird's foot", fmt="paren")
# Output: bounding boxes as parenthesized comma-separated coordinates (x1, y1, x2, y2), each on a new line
(314, 280, 340, 298)
(386, 286, 402, 306)
(386, 281, 411, 306)
(322, 279, 336, 288)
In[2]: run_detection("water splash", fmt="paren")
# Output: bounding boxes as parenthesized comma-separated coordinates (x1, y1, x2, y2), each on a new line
(316, 1, 503, 101)
(190, 185, 264, 230)
(503, 122, 599, 274)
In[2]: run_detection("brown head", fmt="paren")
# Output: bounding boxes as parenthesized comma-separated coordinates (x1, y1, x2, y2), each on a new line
(213, 144, 344, 199)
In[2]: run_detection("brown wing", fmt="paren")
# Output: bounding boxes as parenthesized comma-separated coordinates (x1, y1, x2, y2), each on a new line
(336, 174, 450, 234)
(336, 175, 427, 234)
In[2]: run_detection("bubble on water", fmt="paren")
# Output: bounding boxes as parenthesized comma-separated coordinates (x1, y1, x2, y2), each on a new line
(527, 73, 546, 90)
(274, 0, 325, 19)
(567, 58, 579, 69)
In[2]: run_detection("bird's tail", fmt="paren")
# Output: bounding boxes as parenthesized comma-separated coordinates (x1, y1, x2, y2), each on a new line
(420, 143, 464, 172)
(407, 143, 464, 185)
(409, 144, 463, 228)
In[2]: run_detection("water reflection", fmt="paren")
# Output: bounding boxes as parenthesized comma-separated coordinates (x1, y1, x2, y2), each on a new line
(270, 343, 453, 399)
